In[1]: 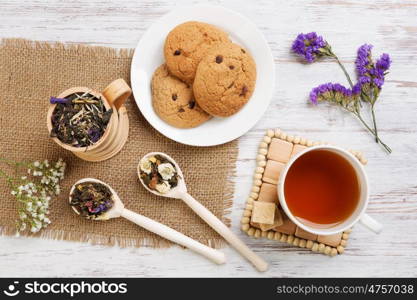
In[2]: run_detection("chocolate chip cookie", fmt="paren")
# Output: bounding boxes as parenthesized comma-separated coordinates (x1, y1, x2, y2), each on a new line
(164, 21, 230, 84)
(193, 43, 257, 117)
(151, 64, 211, 128)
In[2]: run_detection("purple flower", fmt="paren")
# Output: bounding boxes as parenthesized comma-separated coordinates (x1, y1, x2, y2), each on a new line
(359, 76, 371, 85)
(355, 44, 373, 77)
(88, 128, 101, 143)
(50, 97, 70, 104)
(292, 32, 329, 63)
(352, 83, 362, 95)
(373, 77, 385, 89)
(355, 44, 391, 91)
(376, 53, 391, 72)
(309, 82, 357, 107)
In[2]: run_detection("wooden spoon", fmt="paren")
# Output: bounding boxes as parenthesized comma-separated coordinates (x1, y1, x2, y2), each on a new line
(138, 152, 268, 272)
(69, 178, 226, 265)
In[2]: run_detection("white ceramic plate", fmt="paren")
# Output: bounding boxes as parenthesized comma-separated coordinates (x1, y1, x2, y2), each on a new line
(131, 5, 275, 146)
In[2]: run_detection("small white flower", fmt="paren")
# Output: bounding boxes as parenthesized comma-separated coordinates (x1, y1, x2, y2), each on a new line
(158, 163, 176, 180)
(21, 176, 27, 180)
(11, 190, 17, 196)
(33, 161, 40, 167)
(19, 212, 27, 219)
(155, 181, 171, 194)
(139, 157, 153, 174)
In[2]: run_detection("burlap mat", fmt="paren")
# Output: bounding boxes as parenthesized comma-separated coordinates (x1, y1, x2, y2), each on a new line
(0, 39, 237, 248)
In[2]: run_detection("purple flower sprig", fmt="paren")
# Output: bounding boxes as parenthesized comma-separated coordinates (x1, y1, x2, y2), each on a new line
(309, 81, 391, 153)
(310, 82, 360, 110)
(293, 32, 392, 153)
(356, 44, 391, 94)
(292, 32, 354, 88)
(355, 44, 391, 146)
(292, 32, 333, 63)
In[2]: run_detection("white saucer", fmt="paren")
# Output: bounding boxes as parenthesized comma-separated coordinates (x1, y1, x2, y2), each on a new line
(131, 5, 275, 146)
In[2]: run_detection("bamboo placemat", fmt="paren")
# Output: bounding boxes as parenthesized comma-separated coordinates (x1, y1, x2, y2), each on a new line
(240, 129, 367, 256)
(0, 39, 237, 248)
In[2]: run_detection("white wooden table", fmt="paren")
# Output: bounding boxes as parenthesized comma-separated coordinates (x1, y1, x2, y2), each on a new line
(1, 0, 416, 277)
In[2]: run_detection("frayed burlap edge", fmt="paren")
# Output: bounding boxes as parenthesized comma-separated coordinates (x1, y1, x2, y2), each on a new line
(0, 39, 238, 249)
(0, 38, 134, 59)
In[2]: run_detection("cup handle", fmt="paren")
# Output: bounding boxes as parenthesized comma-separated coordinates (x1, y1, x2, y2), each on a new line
(359, 213, 383, 234)
(102, 79, 132, 111)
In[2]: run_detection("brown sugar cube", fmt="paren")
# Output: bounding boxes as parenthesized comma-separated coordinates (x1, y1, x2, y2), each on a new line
(317, 232, 343, 247)
(258, 183, 279, 204)
(263, 160, 285, 185)
(260, 207, 284, 231)
(267, 138, 294, 163)
(295, 226, 318, 241)
(250, 221, 261, 229)
(291, 144, 307, 157)
(273, 211, 296, 235)
(251, 202, 276, 225)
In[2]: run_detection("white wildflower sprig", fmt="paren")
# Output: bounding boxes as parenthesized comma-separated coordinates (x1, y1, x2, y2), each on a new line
(0, 158, 66, 234)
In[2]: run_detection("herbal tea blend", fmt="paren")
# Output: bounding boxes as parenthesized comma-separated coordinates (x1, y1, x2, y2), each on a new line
(50, 92, 113, 147)
(139, 155, 179, 194)
(70, 182, 114, 219)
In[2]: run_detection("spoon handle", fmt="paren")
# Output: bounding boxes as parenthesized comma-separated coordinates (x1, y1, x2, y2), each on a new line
(181, 193, 268, 272)
(120, 208, 226, 265)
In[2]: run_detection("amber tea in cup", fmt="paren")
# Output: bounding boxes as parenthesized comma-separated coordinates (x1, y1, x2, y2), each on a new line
(279, 145, 382, 235)
(284, 149, 360, 228)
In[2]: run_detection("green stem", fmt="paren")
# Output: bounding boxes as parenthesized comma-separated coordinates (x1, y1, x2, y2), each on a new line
(371, 104, 379, 142)
(354, 111, 392, 153)
(0, 169, 15, 187)
(334, 56, 354, 88)
(0, 157, 27, 168)
(329, 55, 391, 153)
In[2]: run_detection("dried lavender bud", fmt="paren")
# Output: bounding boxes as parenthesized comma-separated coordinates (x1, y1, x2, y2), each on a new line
(50, 97, 70, 104)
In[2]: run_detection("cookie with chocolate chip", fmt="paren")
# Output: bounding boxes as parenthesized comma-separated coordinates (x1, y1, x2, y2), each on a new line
(164, 21, 230, 84)
(151, 64, 211, 128)
(193, 43, 257, 117)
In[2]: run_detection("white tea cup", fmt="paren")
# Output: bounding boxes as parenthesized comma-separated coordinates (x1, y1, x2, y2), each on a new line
(278, 145, 382, 236)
